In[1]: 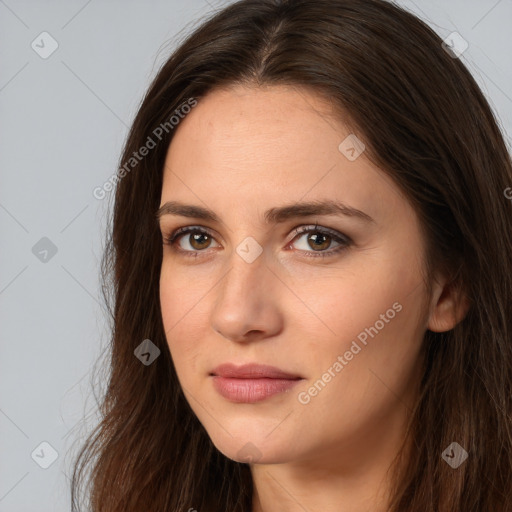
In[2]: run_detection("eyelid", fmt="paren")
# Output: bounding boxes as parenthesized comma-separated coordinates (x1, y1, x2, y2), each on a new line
(164, 225, 219, 245)
(290, 223, 352, 244)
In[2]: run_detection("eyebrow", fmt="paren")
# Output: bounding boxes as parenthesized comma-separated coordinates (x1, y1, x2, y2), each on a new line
(155, 199, 375, 225)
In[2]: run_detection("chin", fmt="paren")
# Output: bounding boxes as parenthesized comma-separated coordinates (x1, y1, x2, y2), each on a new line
(206, 429, 294, 465)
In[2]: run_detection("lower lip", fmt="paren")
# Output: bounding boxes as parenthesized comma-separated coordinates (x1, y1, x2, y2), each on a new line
(211, 376, 301, 403)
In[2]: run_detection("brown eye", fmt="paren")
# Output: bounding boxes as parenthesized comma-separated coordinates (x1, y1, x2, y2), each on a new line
(305, 232, 332, 251)
(290, 225, 352, 258)
(163, 227, 220, 254)
(187, 231, 212, 250)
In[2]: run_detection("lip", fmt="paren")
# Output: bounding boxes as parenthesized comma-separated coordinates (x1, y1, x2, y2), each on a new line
(210, 363, 303, 403)
(211, 363, 302, 380)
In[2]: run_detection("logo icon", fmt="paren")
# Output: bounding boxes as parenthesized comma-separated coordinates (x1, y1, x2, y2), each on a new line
(338, 134, 366, 161)
(236, 442, 263, 463)
(32, 237, 58, 263)
(31, 32, 59, 59)
(236, 236, 263, 264)
(134, 339, 161, 366)
(31, 441, 59, 469)
(441, 441, 469, 469)
(442, 32, 469, 59)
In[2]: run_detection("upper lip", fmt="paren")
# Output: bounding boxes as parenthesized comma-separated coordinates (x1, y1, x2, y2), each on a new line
(210, 363, 302, 380)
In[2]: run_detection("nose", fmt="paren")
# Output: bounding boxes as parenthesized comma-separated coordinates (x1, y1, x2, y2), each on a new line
(210, 250, 284, 344)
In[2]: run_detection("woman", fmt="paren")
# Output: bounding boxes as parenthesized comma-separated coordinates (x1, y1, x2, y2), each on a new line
(71, 0, 512, 510)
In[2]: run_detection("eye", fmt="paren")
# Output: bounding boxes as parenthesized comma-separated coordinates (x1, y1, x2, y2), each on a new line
(163, 226, 219, 256)
(162, 223, 352, 259)
(288, 224, 352, 258)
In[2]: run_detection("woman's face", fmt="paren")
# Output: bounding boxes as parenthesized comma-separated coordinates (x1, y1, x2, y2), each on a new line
(158, 84, 432, 468)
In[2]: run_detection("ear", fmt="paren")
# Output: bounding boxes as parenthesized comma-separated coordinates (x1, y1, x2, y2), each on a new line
(427, 275, 471, 333)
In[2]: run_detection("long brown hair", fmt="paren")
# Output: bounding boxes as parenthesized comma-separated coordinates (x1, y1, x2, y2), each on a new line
(70, 0, 512, 510)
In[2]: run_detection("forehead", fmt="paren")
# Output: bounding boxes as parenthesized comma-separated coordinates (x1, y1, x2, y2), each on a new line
(166, 84, 342, 163)
(160, 84, 402, 224)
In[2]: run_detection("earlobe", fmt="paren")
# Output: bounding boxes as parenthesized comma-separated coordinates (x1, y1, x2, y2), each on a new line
(427, 278, 471, 333)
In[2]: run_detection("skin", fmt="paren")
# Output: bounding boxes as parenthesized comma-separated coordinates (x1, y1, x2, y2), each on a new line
(158, 84, 468, 512)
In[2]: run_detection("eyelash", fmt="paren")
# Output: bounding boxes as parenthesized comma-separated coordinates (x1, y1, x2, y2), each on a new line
(162, 223, 352, 259)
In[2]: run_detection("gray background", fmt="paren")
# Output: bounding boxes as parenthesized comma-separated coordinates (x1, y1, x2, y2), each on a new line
(1, 0, 511, 510)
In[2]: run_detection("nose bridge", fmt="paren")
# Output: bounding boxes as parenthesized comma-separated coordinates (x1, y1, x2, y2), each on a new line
(211, 241, 282, 340)
(218, 241, 268, 303)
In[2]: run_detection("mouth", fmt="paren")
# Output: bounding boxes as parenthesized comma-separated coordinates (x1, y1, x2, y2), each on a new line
(209, 363, 304, 403)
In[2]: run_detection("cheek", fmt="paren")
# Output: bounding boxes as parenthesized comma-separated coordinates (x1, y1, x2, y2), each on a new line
(159, 263, 207, 377)
(290, 276, 426, 446)
(291, 250, 427, 405)
(159, 259, 208, 330)
(293, 253, 422, 343)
